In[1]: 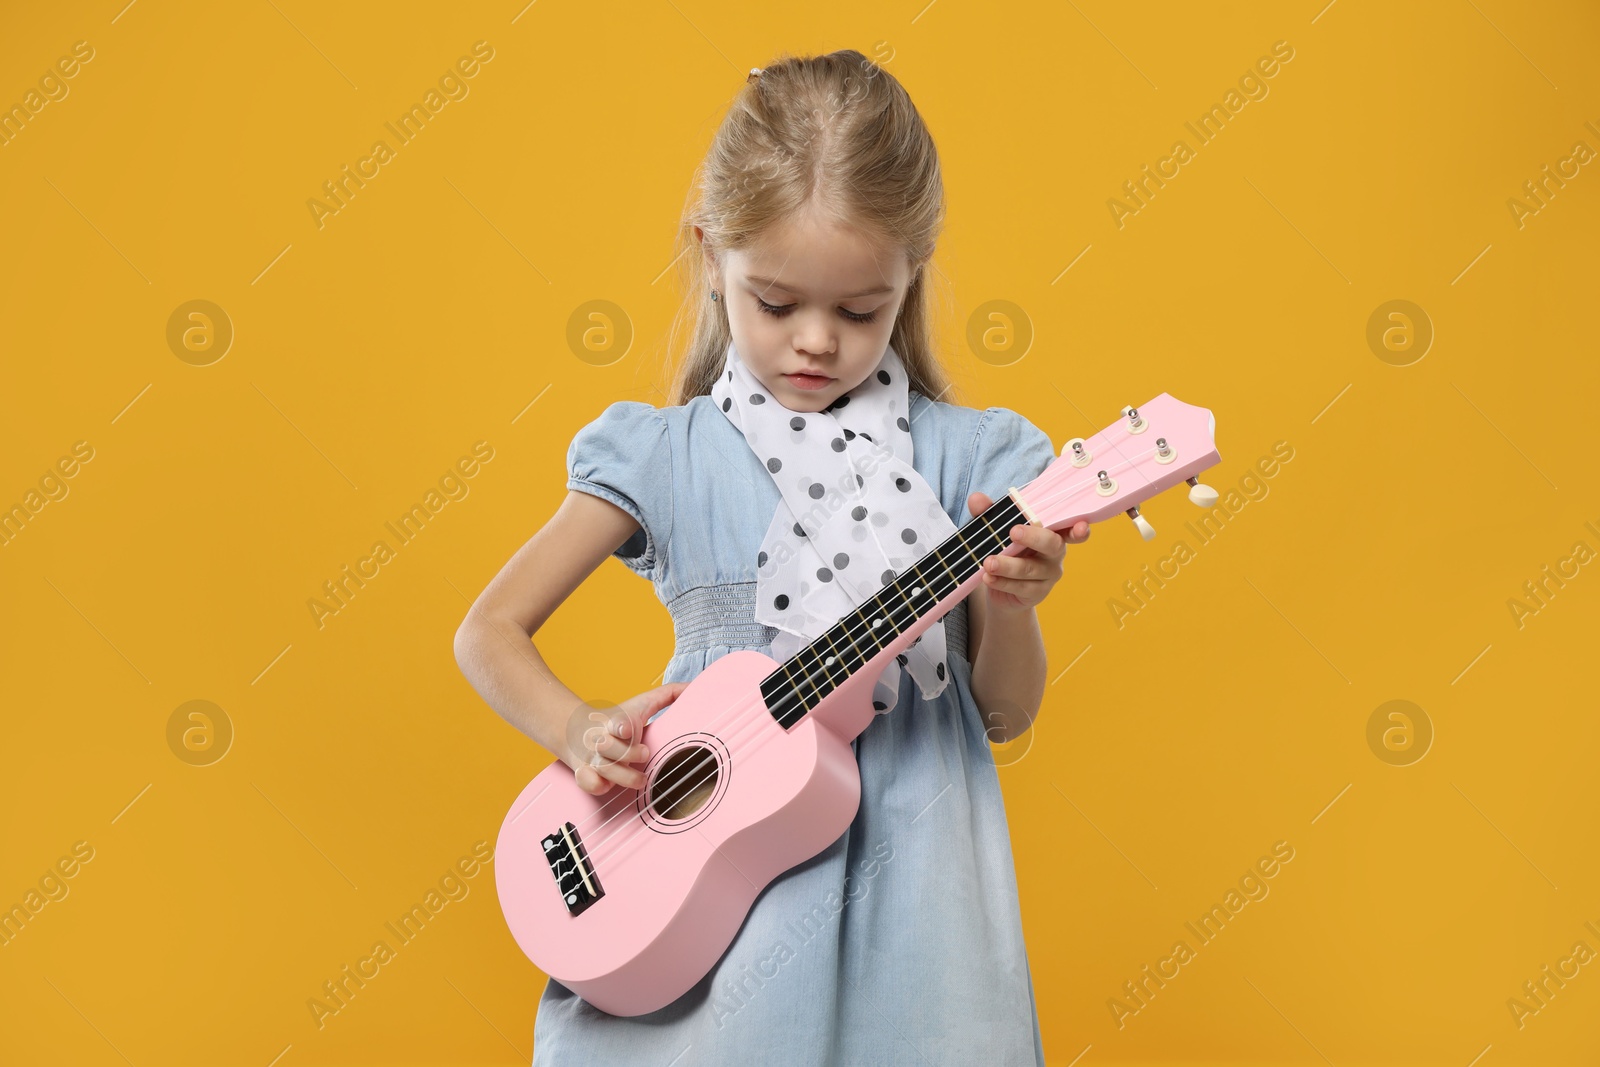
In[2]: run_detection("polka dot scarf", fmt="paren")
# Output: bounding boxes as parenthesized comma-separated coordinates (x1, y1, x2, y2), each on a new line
(711, 338, 956, 711)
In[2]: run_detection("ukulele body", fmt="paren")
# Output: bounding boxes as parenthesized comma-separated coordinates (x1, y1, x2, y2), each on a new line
(494, 648, 880, 1017)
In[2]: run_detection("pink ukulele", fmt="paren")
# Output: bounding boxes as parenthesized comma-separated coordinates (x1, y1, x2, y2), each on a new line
(494, 393, 1221, 1015)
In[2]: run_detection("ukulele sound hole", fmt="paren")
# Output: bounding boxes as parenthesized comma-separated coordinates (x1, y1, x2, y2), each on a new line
(647, 745, 720, 822)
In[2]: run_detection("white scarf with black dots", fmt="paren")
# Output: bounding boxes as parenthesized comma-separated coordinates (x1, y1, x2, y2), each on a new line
(712, 339, 956, 711)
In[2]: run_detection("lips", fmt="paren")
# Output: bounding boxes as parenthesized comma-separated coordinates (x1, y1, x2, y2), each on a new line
(784, 372, 833, 391)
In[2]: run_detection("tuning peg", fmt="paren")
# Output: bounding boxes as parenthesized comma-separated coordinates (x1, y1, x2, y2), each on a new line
(1126, 505, 1156, 541)
(1121, 405, 1148, 434)
(1186, 476, 1219, 507)
(1063, 437, 1091, 467)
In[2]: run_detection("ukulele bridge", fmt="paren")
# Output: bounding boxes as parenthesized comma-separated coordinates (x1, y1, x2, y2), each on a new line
(542, 821, 604, 916)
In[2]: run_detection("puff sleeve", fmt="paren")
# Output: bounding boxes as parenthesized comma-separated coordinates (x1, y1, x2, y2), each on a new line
(960, 406, 1058, 512)
(566, 401, 674, 581)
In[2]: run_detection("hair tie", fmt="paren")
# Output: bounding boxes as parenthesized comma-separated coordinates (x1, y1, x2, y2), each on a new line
(747, 67, 764, 83)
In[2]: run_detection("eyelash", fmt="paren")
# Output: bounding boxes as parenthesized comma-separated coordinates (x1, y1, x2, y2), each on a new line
(754, 296, 878, 324)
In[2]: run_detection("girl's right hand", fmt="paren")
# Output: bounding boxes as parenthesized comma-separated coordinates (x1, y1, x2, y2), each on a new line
(566, 682, 690, 796)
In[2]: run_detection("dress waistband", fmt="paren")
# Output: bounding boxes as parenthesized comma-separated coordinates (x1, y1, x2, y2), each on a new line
(667, 582, 970, 663)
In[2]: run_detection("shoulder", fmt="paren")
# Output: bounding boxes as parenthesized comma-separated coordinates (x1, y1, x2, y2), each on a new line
(568, 398, 696, 458)
(565, 400, 682, 581)
(572, 399, 668, 438)
(566, 401, 671, 476)
(567, 394, 745, 475)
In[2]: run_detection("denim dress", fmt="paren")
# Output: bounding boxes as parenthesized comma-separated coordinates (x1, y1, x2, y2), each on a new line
(531, 389, 1059, 1066)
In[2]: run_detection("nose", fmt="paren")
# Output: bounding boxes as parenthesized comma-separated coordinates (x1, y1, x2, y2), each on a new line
(792, 312, 837, 360)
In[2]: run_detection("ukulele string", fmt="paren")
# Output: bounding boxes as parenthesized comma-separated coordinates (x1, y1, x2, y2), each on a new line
(578, 443, 1174, 866)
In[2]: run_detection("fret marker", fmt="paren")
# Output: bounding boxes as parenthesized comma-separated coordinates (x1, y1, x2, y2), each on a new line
(872, 618, 882, 628)
(824, 656, 836, 666)
(911, 586, 922, 597)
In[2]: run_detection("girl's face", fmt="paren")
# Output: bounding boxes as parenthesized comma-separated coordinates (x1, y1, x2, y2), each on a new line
(702, 211, 914, 413)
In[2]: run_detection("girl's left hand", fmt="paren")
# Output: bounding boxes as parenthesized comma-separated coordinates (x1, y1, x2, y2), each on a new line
(965, 491, 1090, 610)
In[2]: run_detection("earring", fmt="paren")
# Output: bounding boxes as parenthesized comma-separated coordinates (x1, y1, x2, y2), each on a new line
(711, 289, 720, 302)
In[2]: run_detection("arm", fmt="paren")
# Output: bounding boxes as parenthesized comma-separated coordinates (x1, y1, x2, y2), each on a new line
(453, 490, 673, 791)
(963, 491, 1087, 744)
(966, 586, 1046, 744)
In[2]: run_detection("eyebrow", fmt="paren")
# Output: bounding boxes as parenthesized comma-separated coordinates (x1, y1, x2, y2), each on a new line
(745, 275, 896, 299)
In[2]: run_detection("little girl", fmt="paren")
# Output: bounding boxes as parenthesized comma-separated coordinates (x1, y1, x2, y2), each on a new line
(455, 49, 1089, 1066)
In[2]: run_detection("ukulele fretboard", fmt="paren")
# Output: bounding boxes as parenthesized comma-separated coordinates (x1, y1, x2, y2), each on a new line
(760, 493, 1027, 728)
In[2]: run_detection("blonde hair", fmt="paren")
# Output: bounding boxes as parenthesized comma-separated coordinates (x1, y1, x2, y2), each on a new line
(662, 49, 958, 408)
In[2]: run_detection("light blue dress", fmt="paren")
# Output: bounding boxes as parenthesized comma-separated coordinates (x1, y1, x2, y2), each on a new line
(533, 389, 1059, 1066)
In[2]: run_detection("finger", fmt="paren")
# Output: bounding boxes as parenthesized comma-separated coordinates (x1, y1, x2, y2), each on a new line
(592, 755, 646, 791)
(647, 682, 689, 712)
(593, 733, 650, 764)
(626, 683, 685, 734)
(1041, 521, 1088, 547)
(574, 762, 613, 796)
(575, 724, 609, 764)
(983, 572, 1035, 598)
(1033, 528, 1067, 560)
(985, 554, 1041, 581)
(612, 688, 667, 739)
(982, 556, 1013, 579)
(967, 491, 992, 516)
(1009, 523, 1059, 555)
(610, 682, 688, 749)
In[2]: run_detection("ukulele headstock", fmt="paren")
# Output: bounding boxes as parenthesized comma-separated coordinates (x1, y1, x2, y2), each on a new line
(1011, 394, 1221, 542)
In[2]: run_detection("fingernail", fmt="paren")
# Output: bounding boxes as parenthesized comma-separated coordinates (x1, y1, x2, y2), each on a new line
(590, 752, 604, 768)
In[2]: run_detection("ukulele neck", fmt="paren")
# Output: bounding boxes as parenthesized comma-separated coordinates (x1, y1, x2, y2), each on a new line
(758, 491, 1029, 735)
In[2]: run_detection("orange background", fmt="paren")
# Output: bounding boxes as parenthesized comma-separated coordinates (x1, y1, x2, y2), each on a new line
(2, 1, 1597, 1064)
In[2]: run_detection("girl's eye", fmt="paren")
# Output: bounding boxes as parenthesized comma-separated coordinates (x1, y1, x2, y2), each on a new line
(754, 296, 878, 325)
